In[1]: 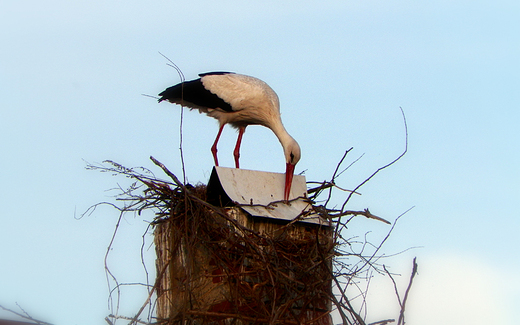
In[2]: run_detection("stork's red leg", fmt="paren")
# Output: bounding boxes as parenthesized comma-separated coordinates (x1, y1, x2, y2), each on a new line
(233, 126, 246, 169)
(211, 124, 225, 167)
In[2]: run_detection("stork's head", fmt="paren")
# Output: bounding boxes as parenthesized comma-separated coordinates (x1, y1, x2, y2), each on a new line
(284, 139, 301, 166)
(283, 138, 301, 202)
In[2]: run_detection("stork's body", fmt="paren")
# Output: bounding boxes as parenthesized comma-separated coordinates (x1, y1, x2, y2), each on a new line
(158, 72, 301, 201)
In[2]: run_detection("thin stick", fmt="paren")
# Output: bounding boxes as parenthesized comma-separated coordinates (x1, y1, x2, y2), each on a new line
(105, 210, 124, 315)
(384, 265, 402, 308)
(369, 319, 395, 325)
(341, 107, 408, 213)
(398, 257, 418, 325)
(149, 156, 186, 190)
(158, 52, 187, 183)
(0, 304, 52, 325)
(127, 257, 171, 325)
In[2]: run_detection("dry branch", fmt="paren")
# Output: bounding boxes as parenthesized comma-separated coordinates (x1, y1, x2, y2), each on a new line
(0, 304, 52, 325)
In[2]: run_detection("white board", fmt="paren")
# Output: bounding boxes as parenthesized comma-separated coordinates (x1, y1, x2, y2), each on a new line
(207, 167, 329, 226)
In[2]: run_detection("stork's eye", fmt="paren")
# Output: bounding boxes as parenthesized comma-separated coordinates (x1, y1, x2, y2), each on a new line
(290, 152, 295, 163)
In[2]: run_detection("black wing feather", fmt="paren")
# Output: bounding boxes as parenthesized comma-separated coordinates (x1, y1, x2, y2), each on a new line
(158, 76, 233, 112)
(198, 71, 235, 77)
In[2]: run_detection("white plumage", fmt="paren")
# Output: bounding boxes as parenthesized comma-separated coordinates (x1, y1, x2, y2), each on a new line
(159, 72, 301, 201)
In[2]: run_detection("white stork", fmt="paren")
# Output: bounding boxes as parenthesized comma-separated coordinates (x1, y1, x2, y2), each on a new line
(158, 72, 301, 202)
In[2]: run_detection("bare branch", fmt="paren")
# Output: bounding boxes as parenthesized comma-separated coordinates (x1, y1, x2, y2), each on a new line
(0, 304, 52, 325)
(398, 257, 418, 325)
(341, 107, 408, 213)
(369, 319, 395, 325)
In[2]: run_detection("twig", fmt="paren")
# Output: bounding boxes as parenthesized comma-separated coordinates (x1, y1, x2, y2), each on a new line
(384, 257, 418, 325)
(0, 304, 53, 325)
(158, 52, 186, 184)
(307, 181, 361, 196)
(149, 156, 186, 190)
(127, 257, 171, 325)
(384, 265, 402, 308)
(108, 314, 149, 325)
(105, 210, 124, 315)
(356, 207, 413, 274)
(341, 107, 409, 213)
(335, 209, 391, 225)
(398, 257, 418, 325)
(368, 319, 395, 325)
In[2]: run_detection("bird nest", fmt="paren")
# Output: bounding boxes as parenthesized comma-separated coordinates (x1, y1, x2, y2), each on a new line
(117, 157, 335, 324)
(85, 146, 415, 325)
(152, 182, 334, 325)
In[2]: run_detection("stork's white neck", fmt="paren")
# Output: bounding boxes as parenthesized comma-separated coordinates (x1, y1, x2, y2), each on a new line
(270, 120, 290, 145)
(270, 120, 301, 165)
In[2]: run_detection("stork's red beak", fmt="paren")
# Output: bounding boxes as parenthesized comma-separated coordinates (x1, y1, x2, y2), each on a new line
(284, 163, 295, 202)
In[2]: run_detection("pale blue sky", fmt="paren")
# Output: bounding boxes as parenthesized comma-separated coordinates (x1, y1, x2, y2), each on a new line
(1, 1, 519, 324)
